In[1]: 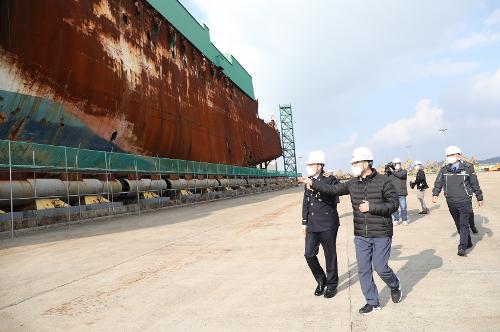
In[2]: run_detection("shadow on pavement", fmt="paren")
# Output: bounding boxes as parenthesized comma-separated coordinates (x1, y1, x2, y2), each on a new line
(337, 244, 443, 305)
(379, 245, 443, 306)
(449, 214, 493, 254)
(337, 262, 359, 293)
(407, 204, 440, 224)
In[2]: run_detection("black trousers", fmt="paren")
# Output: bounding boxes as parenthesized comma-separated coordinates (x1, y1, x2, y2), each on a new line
(447, 200, 473, 250)
(304, 227, 339, 288)
(469, 210, 475, 227)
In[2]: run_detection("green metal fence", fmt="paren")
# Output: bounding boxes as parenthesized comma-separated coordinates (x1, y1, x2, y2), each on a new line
(0, 140, 300, 177)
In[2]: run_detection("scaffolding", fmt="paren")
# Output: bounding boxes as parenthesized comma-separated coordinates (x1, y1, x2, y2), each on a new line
(279, 104, 298, 177)
(0, 139, 300, 238)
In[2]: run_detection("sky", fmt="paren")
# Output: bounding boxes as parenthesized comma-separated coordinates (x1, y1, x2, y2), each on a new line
(180, 0, 500, 173)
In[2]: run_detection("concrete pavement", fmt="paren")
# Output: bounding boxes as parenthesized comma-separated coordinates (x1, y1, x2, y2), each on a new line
(0, 173, 499, 331)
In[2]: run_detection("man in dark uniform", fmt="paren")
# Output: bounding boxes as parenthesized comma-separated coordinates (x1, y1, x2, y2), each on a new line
(302, 150, 340, 298)
(432, 145, 484, 256)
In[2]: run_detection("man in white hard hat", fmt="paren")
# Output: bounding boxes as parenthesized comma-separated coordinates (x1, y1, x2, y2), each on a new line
(298, 147, 402, 316)
(432, 145, 484, 256)
(301, 151, 341, 299)
(386, 158, 409, 226)
(410, 161, 429, 214)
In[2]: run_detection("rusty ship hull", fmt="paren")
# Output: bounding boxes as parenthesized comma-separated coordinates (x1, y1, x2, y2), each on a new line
(0, 0, 282, 166)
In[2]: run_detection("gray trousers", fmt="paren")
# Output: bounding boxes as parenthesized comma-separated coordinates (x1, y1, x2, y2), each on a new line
(417, 189, 428, 211)
(354, 236, 399, 305)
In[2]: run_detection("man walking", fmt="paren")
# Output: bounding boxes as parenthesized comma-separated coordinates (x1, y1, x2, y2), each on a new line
(388, 158, 409, 226)
(302, 151, 340, 298)
(299, 147, 402, 315)
(411, 161, 429, 214)
(432, 146, 484, 256)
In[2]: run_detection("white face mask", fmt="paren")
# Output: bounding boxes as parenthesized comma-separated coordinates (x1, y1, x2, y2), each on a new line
(395, 164, 401, 170)
(306, 165, 318, 177)
(351, 165, 363, 177)
(414, 165, 421, 171)
(447, 156, 458, 164)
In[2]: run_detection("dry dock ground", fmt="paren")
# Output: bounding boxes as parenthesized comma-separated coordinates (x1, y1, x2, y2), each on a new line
(0, 173, 499, 331)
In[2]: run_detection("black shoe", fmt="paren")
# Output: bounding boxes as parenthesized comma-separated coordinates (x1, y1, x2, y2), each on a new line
(470, 225, 478, 234)
(314, 278, 326, 296)
(467, 242, 473, 249)
(457, 248, 466, 256)
(323, 287, 337, 298)
(359, 303, 381, 316)
(391, 280, 403, 303)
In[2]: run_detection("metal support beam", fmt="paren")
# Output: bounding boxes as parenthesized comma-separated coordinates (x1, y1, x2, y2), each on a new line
(279, 105, 298, 177)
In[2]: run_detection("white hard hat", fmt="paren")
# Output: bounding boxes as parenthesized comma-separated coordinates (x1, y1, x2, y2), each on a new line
(306, 150, 326, 165)
(446, 145, 462, 156)
(392, 158, 401, 164)
(351, 147, 373, 163)
(413, 160, 422, 166)
(326, 169, 334, 173)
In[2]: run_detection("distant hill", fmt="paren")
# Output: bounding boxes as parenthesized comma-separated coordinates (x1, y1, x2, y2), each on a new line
(478, 156, 500, 164)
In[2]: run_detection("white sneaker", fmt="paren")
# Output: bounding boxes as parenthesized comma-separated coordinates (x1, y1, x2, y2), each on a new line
(402, 221, 409, 226)
(393, 220, 400, 226)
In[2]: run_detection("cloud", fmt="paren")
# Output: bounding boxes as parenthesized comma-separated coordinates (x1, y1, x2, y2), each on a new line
(330, 132, 358, 162)
(414, 60, 480, 78)
(485, 8, 500, 26)
(371, 99, 445, 147)
(470, 69, 500, 104)
(451, 31, 500, 50)
(451, 8, 500, 50)
(442, 68, 500, 115)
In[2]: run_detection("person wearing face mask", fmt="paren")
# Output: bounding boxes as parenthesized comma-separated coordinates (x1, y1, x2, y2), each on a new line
(298, 147, 402, 316)
(301, 151, 341, 299)
(388, 158, 409, 226)
(411, 161, 429, 214)
(432, 145, 484, 257)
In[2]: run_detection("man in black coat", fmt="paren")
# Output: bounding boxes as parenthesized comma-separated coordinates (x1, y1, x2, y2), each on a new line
(302, 151, 340, 299)
(299, 147, 402, 316)
(432, 145, 484, 256)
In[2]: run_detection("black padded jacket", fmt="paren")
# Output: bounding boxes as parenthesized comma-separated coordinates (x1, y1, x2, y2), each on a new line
(311, 169, 399, 238)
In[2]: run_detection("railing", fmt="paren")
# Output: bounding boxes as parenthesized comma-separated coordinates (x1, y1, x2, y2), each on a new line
(0, 140, 300, 177)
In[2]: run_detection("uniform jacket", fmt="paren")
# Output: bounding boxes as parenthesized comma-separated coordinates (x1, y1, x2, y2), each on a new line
(311, 169, 399, 238)
(302, 173, 340, 232)
(432, 161, 483, 203)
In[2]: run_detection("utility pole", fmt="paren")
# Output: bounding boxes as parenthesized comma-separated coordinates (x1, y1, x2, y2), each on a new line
(438, 128, 448, 154)
(405, 145, 412, 161)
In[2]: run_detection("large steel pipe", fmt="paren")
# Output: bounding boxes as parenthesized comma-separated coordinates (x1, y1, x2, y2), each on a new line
(168, 179, 220, 190)
(218, 179, 247, 187)
(0, 179, 123, 207)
